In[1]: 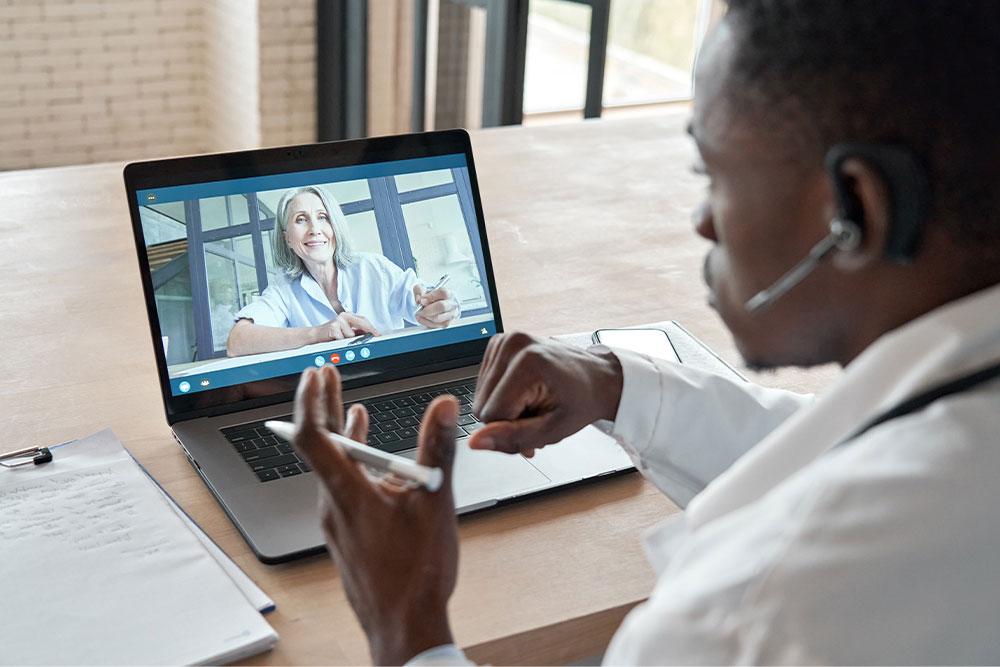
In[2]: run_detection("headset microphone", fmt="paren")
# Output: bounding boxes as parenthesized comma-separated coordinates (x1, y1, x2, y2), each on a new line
(744, 217, 862, 313)
(743, 143, 930, 314)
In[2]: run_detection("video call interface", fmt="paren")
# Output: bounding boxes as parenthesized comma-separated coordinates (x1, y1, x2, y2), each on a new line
(137, 154, 498, 397)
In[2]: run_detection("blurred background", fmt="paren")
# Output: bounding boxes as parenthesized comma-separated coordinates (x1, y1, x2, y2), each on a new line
(1, 0, 723, 171)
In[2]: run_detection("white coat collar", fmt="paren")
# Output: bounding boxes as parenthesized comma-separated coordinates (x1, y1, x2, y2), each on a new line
(684, 282, 1000, 530)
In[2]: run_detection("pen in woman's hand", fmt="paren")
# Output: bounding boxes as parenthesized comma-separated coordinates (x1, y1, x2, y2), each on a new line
(416, 274, 451, 312)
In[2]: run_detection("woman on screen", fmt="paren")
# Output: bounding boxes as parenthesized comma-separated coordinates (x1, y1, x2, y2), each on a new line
(226, 186, 459, 357)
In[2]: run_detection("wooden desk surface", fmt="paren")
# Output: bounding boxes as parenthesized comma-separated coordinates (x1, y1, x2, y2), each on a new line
(0, 112, 839, 665)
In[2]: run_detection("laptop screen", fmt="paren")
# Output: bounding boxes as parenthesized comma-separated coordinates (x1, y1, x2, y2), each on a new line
(134, 151, 498, 399)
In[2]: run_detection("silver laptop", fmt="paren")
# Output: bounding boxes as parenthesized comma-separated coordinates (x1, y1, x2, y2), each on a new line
(124, 130, 633, 563)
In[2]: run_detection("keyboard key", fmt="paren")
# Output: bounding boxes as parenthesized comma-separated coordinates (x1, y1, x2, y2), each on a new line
(396, 415, 420, 428)
(452, 385, 470, 395)
(458, 395, 472, 405)
(242, 447, 270, 462)
(392, 407, 417, 418)
(379, 418, 402, 431)
(458, 404, 474, 416)
(277, 464, 302, 477)
(463, 422, 486, 434)
(255, 453, 299, 470)
(372, 412, 396, 425)
(300, 461, 312, 473)
(391, 397, 416, 407)
(254, 427, 272, 438)
(277, 442, 293, 454)
(233, 441, 256, 453)
(257, 469, 280, 482)
(377, 432, 402, 444)
(382, 436, 418, 453)
(244, 445, 279, 461)
(372, 400, 395, 413)
(413, 393, 433, 405)
(456, 414, 477, 426)
(366, 423, 383, 435)
(397, 426, 418, 439)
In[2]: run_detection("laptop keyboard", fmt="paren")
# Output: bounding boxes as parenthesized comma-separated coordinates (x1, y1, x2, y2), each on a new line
(220, 379, 481, 483)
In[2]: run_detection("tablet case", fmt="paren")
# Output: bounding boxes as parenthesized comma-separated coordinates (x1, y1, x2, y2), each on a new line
(553, 320, 747, 384)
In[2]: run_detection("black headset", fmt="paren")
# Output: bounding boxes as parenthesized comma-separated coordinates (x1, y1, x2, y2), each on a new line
(745, 144, 933, 313)
(825, 143, 932, 263)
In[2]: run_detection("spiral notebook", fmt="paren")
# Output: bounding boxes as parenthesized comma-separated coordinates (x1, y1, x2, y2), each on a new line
(0, 429, 278, 665)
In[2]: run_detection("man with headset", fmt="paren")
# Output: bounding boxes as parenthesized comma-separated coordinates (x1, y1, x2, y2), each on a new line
(291, 0, 1000, 663)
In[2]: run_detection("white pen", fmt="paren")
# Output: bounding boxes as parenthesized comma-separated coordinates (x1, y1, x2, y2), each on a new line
(415, 274, 451, 313)
(264, 420, 443, 492)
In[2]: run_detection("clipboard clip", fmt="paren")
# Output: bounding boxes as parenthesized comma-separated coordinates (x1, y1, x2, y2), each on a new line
(0, 446, 53, 468)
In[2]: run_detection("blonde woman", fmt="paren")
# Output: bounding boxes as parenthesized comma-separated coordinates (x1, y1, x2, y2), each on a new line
(226, 186, 458, 357)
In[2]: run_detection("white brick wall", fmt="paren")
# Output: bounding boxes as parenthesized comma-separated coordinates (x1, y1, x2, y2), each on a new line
(1, 0, 206, 169)
(1, 0, 318, 170)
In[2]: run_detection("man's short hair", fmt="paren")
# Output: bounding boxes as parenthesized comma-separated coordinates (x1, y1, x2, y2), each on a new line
(722, 0, 999, 248)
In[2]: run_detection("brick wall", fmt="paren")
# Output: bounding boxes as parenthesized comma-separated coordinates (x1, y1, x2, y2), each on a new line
(1, 0, 318, 170)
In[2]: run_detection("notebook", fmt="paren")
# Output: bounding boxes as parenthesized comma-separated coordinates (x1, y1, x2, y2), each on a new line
(0, 429, 278, 665)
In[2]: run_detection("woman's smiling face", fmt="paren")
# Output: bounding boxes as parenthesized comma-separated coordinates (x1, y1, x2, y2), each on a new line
(284, 191, 337, 266)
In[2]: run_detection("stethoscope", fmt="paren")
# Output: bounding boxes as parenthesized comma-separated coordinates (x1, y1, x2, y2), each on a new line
(836, 359, 1000, 448)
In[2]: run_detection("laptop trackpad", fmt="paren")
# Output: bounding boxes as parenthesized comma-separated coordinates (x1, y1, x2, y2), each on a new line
(401, 439, 550, 508)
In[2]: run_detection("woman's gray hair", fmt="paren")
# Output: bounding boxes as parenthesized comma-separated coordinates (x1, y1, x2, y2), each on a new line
(271, 185, 356, 277)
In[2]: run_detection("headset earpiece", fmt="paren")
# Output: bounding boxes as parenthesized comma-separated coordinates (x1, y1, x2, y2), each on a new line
(825, 144, 931, 263)
(744, 144, 931, 313)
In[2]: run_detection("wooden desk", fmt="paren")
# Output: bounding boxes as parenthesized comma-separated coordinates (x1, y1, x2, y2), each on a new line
(0, 112, 839, 665)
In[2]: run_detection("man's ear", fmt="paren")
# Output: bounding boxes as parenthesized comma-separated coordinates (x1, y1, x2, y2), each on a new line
(830, 157, 893, 272)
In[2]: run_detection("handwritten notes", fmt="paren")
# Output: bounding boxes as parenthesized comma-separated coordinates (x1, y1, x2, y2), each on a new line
(0, 429, 276, 665)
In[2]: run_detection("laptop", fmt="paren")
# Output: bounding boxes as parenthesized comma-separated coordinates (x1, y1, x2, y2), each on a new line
(123, 130, 634, 563)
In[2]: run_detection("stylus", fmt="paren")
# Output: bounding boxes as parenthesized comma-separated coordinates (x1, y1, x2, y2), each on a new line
(415, 274, 451, 314)
(264, 420, 443, 492)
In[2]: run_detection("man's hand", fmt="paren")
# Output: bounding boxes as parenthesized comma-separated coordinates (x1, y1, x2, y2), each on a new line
(291, 366, 458, 665)
(313, 312, 380, 341)
(470, 332, 624, 457)
(413, 284, 459, 329)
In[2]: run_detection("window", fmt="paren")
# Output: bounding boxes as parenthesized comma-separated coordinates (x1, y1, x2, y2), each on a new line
(524, 0, 710, 121)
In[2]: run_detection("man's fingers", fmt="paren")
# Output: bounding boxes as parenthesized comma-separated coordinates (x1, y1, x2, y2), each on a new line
(417, 397, 459, 493)
(292, 369, 368, 505)
(293, 367, 327, 435)
(467, 414, 560, 454)
(320, 365, 345, 435)
(472, 332, 534, 417)
(473, 335, 503, 413)
(412, 284, 425, 304)
(476, 349, 543, 422)
(344, 403, 369, 443)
